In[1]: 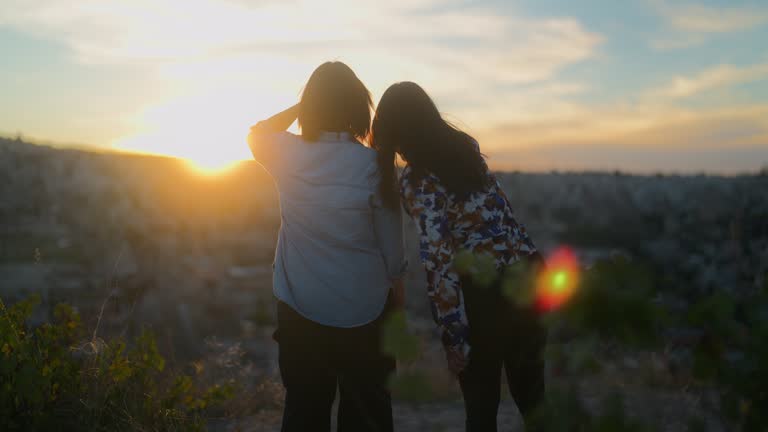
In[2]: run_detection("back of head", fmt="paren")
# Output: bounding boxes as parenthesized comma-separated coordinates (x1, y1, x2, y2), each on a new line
(371, 82, 489, 208)
(299, 62, 373, 142)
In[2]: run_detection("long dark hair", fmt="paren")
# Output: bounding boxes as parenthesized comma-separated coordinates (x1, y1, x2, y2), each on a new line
(371, 82, 489, 209)
(298, 61, 373, 142)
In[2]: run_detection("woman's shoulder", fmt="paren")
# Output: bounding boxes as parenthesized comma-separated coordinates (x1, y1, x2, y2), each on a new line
(400, 165, 448, 196)
(399, 165, 422, 189)
(253, 129, 302, 143)
(353, 142, 378, 158)
(302, 134, 376, 163)
(339, 142, 379, 174)
(404, 165, 444, 183)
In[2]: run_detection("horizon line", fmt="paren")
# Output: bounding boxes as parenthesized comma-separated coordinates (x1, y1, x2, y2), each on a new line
(2, 132, 766, 178)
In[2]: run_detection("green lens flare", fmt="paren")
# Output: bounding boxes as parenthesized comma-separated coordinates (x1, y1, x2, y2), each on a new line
(551, 271, 567, 292)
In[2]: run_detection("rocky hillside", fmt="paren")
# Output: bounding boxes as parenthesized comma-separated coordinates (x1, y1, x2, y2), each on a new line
(2, 137, 767, 357)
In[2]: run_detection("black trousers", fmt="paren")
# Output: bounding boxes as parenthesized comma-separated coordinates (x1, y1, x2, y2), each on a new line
(459, 272, 548, 431)
(274, 300, 395, 432)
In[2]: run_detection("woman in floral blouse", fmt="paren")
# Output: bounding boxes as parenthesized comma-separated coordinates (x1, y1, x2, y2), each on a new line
(371, 81, 547, 430)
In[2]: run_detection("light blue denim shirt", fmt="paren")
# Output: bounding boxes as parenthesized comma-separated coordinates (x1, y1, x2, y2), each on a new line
(249, 130, 407, 327)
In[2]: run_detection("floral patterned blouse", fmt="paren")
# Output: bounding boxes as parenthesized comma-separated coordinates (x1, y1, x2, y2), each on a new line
(400, 165, 538, 356)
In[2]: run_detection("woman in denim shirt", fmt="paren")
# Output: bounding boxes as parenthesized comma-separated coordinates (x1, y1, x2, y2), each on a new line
(248, 62, 407, 432)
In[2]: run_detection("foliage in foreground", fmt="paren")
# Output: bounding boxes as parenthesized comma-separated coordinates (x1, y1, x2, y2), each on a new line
(530, 258, 767, 431)
(383, 254, 768, 431)
(0, 295, 234, 431)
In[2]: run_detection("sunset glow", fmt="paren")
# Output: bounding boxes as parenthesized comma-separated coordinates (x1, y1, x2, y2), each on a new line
(110, 89, 271, 172)
(1, 0, 767, 172)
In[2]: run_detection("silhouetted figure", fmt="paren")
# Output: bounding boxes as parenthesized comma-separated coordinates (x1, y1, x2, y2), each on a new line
(372, 81, 547, 430)
(247, 62, 406, 432)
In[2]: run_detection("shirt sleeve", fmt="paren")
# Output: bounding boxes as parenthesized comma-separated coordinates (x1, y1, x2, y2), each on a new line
(401, 174, 470, 356)
(247, 127, 299, 178)
(370, 194, 409, 281)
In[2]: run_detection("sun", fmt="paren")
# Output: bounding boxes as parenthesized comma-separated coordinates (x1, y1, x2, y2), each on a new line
(115, 129, 250, 176)
(108, 55, 308, 173)
(183, 157, 241, 176)
(112, 92, 264, 175)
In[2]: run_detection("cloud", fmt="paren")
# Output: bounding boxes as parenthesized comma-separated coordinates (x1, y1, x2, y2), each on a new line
(656, 1, 768, 33)
(0, 0, 602, 118)
(470, 59, 768, 172)
(488, 141, 768, 174)
(0, 0, 600, 88)
(8, 1, 765, 173)
(479, 103, 768, 172)
(480, 97, 768, 151)
(648, 62, 768, 100)
(0, 0, 603, 164)
(650, 0, 768, 50)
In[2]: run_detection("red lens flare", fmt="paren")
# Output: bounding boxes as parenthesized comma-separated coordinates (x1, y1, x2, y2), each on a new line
(536, 247, 580, 312)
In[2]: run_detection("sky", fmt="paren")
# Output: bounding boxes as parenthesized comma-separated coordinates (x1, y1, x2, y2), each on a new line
(1, 0, 767, 173)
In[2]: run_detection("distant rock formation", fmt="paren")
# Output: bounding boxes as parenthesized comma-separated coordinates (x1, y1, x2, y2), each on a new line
(2, 137, 767, 358)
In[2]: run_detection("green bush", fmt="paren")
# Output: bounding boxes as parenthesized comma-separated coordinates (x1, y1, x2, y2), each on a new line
(528, 388, 651, 432)
(0, 295, 234, 431)
(533, 258, 768, 431)
(685, 287, 768, 430)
